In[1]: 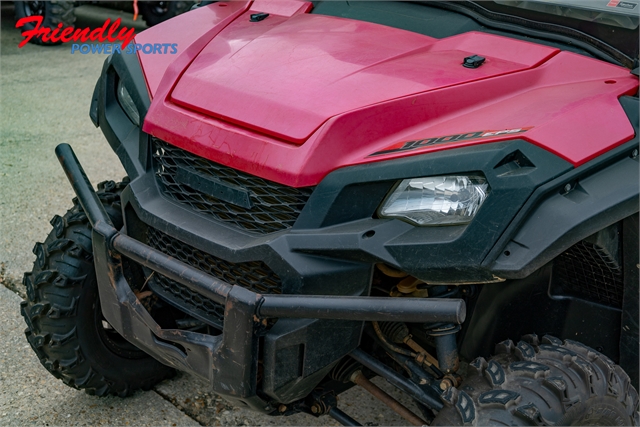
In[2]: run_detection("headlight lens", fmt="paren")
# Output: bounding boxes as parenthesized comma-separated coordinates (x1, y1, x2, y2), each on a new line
(379, 175, 490, 226)
(117, 79, 140, 126)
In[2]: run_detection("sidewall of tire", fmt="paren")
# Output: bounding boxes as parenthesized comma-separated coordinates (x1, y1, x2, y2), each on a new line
(22, 181, 174, 396)
(75, 268, 169, 383)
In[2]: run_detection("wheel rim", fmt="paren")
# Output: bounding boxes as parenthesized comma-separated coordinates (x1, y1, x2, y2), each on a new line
(149, 1, 170, 16)
(24, 1, 45, 17)
(94, 294, 149, 360)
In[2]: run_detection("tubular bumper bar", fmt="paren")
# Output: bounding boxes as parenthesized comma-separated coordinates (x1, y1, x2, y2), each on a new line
(55, 143, 465, 408)
(56, 143, 466, 325)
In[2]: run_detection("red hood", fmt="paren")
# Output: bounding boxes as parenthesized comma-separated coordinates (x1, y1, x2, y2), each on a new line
(169, 13, 556, 144)
(137, 0, 637, 187)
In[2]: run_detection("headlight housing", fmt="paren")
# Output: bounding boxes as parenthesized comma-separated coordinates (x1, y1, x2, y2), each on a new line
(379, 175, 490, 226)
(117, 79, 140, 126)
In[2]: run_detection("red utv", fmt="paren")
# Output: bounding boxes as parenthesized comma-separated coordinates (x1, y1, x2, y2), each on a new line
(22, 1, 639, 425)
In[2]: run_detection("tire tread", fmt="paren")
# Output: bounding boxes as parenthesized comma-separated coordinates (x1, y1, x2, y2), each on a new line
(433, 334, 639, 426)
(21, 180, 173, 397)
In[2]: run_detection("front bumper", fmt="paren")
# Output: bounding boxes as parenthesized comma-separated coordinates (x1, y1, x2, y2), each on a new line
(55, 143, 465, 411)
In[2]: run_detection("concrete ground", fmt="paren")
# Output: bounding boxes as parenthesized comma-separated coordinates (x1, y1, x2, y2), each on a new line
(0, 3, 418, 426)
(0, 285, 199, 426)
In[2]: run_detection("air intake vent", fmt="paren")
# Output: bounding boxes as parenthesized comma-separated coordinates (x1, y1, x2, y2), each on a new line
(551, 225, 623, 309)
(146, 227, 282, 328)
(152, 138, 314, 234)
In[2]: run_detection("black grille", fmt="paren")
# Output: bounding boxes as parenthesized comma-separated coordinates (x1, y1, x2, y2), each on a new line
(152, 138, 314, 234)
(146, 227, 282, 328)
(552, 240, 624, 309)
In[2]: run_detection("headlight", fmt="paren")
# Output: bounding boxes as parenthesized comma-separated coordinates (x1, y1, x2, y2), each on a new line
(117, 79, 140, 126)
(379, 175, 490, 226)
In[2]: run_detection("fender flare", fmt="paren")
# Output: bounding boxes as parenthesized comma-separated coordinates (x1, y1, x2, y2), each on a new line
(486, 96, 639, 279)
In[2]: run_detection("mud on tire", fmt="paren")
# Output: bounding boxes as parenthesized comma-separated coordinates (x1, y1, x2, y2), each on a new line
(433, 335, 639, 426)
(21, 180, 174, 397)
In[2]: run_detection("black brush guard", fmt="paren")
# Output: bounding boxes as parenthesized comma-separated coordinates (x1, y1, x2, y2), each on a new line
(55, 143, 465, 412)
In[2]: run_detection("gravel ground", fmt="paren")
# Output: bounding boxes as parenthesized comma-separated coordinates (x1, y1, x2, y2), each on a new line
(0, 4, 416, 426)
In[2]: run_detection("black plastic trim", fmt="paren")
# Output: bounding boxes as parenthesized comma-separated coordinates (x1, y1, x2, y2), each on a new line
(484, 97, 639, 279)
(428, 1, 631, 68)
(94, 52, 151, 179)
(488, 154, 638, 279)
(619, 213, 639, 389)
(292, 140, 571, 283)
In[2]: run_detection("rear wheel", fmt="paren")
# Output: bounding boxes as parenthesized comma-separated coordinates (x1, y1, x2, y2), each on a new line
(14, 1, 75, 45)
(21, 180, 175, 397)
(433, 335, 639, 426)
(138, 1, 193, 26)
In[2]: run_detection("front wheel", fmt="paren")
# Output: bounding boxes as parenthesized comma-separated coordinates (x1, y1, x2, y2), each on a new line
(433, 335, 639, 426)
(21, 180, 175, 397)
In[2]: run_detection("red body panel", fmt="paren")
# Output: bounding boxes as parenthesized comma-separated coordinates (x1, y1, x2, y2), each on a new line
(170, 16, 556, 143)
(138, 2, 638, 187)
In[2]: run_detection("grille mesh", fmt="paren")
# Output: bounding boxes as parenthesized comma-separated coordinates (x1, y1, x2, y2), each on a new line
(146, 227, 282, 328)
(152, 138, 314, 234)
(553, 240, 624, 309)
